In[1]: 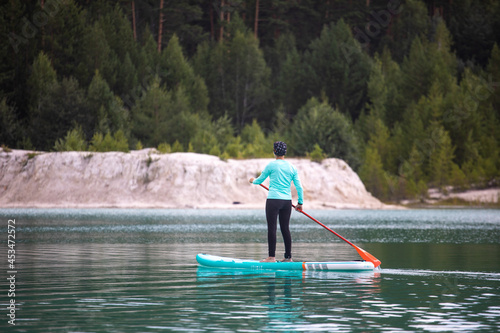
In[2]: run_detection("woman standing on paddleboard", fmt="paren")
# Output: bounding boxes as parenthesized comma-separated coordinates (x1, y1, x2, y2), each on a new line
(249, 141, 304, 263)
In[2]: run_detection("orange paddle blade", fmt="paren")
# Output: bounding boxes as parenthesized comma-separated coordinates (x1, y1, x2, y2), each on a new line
(355, 246, 382, 268)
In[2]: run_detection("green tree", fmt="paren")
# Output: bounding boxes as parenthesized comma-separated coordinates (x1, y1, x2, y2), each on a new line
(157, 0, 206, 56)
(358, 146, 389, 200)
(131, 77, 172, 147)
(0, 98, 19, 147)
(87, 70, 129, 136)
(30, 76, 90, 150)
(274, 34, 304, 117)
(99, 4, 138, 64)
(193, 16, 271, 130)
(240, 119, 272, 158)
(89, 130, 129, 153)
(41, 0, 87, 80)
(444, 68, 496, 171)
(308, 144, 326, 163)
(27, 52, 57, 110)
(367, 116, 394, 173)
(115, 52, 138, 100)
(379, 0, 430, 62)
(487, 43, 500, 117)
(379, 47, 405, 126)
(303, 19, 372, 120)
(98, 5, 139, 97)
(27, 53, 90, 150)
(448, 0, 497, 67)
(80, 20, 118, 88)
(289, 97, 360, 168)
(132, 77, 201, 148)
(228, 27, 271, 129)
(426, 124, 457, 188)
(135, 28, 160, 87)
(0, 1, 34, 117)
(365, 58, 387, 120)
(54, 126, 87, 152)
(405, 144, 425, 183)
(159, 34, 209, 113)
(400, 36, 436, 103)
(400, 22, 457, 106)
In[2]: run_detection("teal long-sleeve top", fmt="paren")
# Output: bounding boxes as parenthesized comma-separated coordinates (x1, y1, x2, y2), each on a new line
(252, 159, 304, 204)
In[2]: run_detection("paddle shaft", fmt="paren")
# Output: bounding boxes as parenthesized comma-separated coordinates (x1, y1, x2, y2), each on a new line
(257, 183, 381, 267)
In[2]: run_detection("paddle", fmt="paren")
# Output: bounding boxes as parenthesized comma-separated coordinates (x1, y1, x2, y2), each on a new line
(258, 183, 382, 268)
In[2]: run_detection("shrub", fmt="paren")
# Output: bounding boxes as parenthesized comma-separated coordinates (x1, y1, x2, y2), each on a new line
(1, 144, 12, 153)
(224, 136, 244, 159)
(53, 126, 87, 151)
(89, 130, 129, 152)
(158, 142, 171, 154)
(171, 140, 183, 152)
(308, 144, 326, 163)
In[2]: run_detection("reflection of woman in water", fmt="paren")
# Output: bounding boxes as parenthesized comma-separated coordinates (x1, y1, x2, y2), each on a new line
(249, 141, 304, 263)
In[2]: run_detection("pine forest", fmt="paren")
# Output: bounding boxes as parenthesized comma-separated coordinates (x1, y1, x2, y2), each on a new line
(1, 0, 499, 203)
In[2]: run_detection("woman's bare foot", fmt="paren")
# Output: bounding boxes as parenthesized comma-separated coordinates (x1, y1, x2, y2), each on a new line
(281, 258, 293, 262)
(260, 257, 276, 262)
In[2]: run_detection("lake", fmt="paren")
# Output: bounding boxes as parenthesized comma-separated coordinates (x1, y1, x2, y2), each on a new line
(1, 208, 499, 332)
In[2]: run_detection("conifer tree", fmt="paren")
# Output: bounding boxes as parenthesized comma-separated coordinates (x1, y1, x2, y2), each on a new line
(42, 0, 87, 81)
(359, 146, 389, 200)
(379, 0, 430, 62)
(30, 76, 89, 151)
(131, 77, 203, 148)
(27, 52, 57, 111)
(289, 97, 360, 168)
(87, 71, 129, 136)
(400, 36, 435, 103)
(487, 43, 500, 117)
(115, 52, 138, 99)
(272, 33, 304, 116)
(0, 98, 19, 147)
(240, 119, 272, 158)
(159, 34, 209, 113)
(81, 21, 118, 88)
(426, 124, 456, 188)
(131, 77, 172, 147)
(379, 47, 404, 126)
(304, 19, 371, 120)
(194, 16, 271, 130)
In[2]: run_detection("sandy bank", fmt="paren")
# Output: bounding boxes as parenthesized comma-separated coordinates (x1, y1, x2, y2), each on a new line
(427, 187, 500, 205)
(0, 149, 393, 209)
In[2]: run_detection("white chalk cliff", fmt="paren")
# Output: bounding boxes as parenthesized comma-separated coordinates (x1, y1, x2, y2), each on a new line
(0, 149, 387, 209)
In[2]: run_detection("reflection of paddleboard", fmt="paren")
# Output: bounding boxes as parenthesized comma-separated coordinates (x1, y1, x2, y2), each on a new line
(196, 253, 375, 271)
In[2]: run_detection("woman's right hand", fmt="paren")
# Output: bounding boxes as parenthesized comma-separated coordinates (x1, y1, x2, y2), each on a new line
(249, 177, 255, 184)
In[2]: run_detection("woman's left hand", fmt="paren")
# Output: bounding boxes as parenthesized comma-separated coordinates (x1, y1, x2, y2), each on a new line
(249, 177, 255, 184)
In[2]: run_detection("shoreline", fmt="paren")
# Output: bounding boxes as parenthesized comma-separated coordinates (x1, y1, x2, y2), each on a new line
(0, 149, 391, 210)
(1, 149, 497, 210)
(400, 187, 500, 209)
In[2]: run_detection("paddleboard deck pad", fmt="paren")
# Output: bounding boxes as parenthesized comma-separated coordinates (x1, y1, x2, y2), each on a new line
(196, 253, 375, 271)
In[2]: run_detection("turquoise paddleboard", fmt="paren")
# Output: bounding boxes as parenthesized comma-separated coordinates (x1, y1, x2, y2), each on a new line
(196, 253, 375, 271)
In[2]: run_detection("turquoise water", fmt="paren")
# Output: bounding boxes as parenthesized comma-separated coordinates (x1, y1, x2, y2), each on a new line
(1, 208, 499, 332)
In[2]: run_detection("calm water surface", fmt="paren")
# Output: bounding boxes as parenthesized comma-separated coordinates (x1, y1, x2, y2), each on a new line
(1, 208, 499, 332)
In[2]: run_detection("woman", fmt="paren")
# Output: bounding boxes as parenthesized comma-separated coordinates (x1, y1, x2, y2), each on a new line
(249, 141, 304, 262)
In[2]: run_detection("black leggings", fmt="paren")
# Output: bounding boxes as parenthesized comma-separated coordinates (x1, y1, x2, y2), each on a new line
(265, 199, 292, 258)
